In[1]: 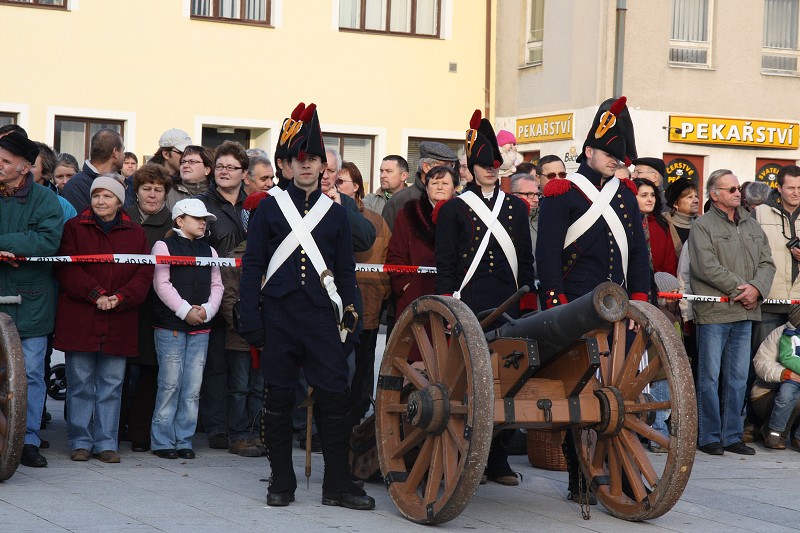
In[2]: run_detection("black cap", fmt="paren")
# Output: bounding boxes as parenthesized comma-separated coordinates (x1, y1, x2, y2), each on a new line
(665, 177, 698, 209)
(286, 103, 326, 163)
(465, 109, 502, 175)
(578, 96, 637, 165)
(632, 157, 666, 181)
(0, 131, 38, 165)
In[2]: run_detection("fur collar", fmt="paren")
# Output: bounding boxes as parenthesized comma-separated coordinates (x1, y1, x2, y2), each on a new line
(404, 196, 436, 246)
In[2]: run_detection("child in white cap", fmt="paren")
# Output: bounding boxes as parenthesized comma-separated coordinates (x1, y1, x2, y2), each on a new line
(150, 198, 223, 459)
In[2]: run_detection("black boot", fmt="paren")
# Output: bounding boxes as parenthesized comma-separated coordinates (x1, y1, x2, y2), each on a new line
(562, 432, 597, 505)
(315, 390, 375, 510)
(263, 387, 296, 505)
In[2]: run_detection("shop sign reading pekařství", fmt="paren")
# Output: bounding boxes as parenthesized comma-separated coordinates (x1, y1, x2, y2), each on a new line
(669, 115, 799, 149)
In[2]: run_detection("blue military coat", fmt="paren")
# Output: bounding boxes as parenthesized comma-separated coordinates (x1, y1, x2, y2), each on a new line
(535, 162, 650, 308)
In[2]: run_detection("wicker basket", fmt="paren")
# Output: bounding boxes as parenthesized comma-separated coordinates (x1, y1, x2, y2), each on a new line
(527, 429, 568, 471)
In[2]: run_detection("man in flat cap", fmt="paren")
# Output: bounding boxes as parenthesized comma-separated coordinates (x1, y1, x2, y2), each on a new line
(0, 131, 63, 468)
(382, 141, 458, 232)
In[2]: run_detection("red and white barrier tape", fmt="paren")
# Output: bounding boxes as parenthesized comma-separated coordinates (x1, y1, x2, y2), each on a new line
(4, 255, 799, 304)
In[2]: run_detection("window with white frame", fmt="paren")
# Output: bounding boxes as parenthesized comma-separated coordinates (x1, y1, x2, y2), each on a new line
(54, 117, 124, 164)
(0, 0, 66, 8)
(763, 0, 800, 74)
(191, 0, 270, 25)
(669, 0, 712, 67)
(0, 112, 16, 128)
(323, 133, 375, 191)
(339, 0, 441, 37)
(525, 0, 544, 66)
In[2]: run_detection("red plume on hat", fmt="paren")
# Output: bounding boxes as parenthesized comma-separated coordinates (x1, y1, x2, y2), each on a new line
(277, 102, 306, 160)
(287, 103, 326, 163)
(465, 109, 502, 173)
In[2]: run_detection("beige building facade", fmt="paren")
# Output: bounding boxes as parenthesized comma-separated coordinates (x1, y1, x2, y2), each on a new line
(495, 0, 800, 196)
(0, 0, 490, 192)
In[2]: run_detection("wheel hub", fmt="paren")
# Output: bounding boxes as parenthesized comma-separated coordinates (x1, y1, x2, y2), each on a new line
(406, 384, 450, 435)
(594, 386, 625, 436)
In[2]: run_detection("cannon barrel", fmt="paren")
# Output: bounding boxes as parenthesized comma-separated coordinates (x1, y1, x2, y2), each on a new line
(487, 282, 629, 363)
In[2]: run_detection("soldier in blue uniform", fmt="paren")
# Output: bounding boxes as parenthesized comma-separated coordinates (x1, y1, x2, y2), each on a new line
(536, 96, 651, 504)
(238, 104, 375, 511)
(436, 109, 537, 485)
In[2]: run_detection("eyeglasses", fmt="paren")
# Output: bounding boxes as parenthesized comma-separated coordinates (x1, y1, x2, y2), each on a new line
(335, 178, 352, 186)
(214, 164, 243, 172)
(433, 160, 458, 170)
(171, 149, 184, 156)
(513, 191, 542, 199)
(539, 172, 568, 180)
(716, 186, 742, 194)
(180, 159, 203, 166)
(633, 169, 656, 176)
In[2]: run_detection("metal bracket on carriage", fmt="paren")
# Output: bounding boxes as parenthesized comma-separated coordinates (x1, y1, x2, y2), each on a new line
(502, 350, 524, 370)
(536, 398, 553, 423)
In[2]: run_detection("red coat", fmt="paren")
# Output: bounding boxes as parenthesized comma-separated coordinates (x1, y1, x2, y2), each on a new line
(386, 199, 438, 320)
(54, 210, 154, 356)
(645, 214, 678, 276)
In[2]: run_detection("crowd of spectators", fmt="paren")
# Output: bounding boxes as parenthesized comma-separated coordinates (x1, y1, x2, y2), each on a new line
(2, 114, 800, 504)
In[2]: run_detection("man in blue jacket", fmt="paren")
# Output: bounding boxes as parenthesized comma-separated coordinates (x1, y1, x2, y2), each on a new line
(0, 131, 63, 467)
(238, 104, 374, 511)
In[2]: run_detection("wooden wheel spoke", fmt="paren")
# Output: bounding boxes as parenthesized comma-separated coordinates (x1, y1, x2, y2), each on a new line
(0, 410, 6, 436)
(403, 436, 434, 494)
(443, 340, 467, 398)
(412, 321, 439, 382)
(623, 414, 670, 449)
(446, 419, 467, 455)
(449, 403, 468, 416)
(611, 439, 648, 503)
(424, 436, 444, 506)
(393, 357, 431, 391)
(391, 427, 426, 460)
(608, 320, 627, 386)
(616, 327, 651, 390)
(624, 400, 672, 415)
(608, 440, 622, 497)
(622, 356, 663, 400)
(619, 428, 660, 489)
(384, 402, 408, 413)
(441, 431, 459, 493)
(429, 314, 449, 365)
(590, 436, 609, 472)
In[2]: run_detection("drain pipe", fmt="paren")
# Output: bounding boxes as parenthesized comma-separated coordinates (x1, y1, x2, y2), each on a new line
(613, 0, 627, 97)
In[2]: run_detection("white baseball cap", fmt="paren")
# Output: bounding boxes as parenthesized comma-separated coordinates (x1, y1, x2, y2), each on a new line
(158, 128, 192, 152)
(172, 198, 217, 221)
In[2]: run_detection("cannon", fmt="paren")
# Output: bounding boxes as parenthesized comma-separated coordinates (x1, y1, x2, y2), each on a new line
(374, 282, 696, 524)
(0, 312, 26, 481)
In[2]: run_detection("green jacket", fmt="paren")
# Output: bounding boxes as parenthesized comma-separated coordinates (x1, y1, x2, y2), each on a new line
(0, 177, 63, 338)
(778, 331, 800, 376)
(688, 203, 775, 324)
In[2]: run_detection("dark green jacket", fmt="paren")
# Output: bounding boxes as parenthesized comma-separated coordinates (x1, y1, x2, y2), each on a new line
(0, 176, 63, 338)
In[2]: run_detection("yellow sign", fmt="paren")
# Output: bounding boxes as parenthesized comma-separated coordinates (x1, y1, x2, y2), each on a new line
(669, 115, 799, 149)
(516, 113, 573, 143)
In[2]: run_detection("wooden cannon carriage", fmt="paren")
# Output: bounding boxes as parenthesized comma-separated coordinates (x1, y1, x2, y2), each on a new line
(0, 313, 26, 482)
(374, 282, 697, 524)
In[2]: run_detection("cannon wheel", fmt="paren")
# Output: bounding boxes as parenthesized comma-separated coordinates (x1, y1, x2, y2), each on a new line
(0, 313, 27, 481)
(574, 300, 697, 521)
(376, 296, 493, 524)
